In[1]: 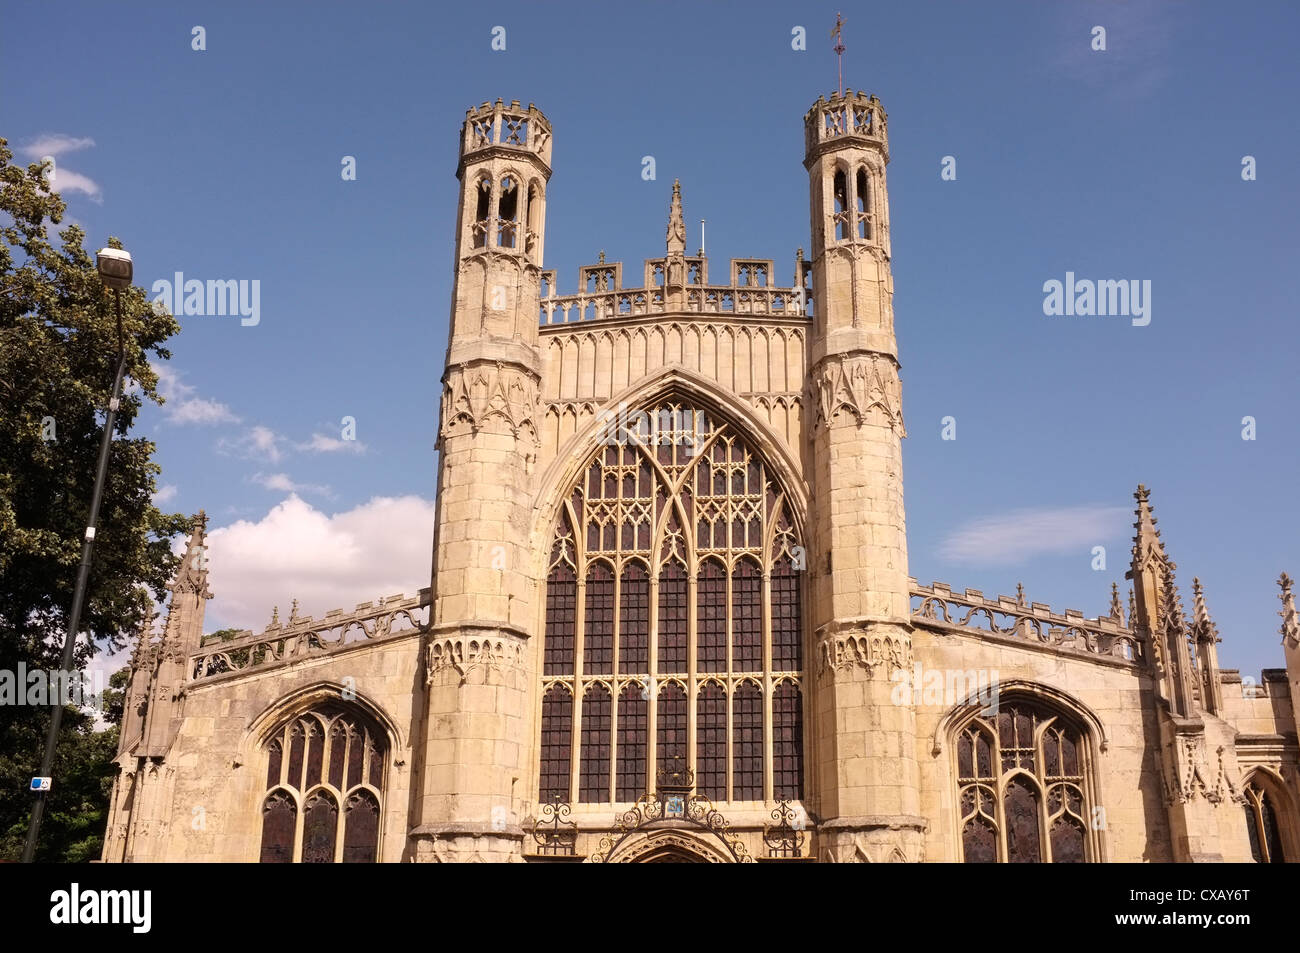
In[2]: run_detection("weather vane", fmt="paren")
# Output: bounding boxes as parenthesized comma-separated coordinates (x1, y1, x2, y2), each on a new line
(832, 12, 847, 97)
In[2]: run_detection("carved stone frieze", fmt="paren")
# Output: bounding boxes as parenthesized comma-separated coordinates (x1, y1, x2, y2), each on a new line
(816, 628, 912, 681)
(811, 352, 905, 436)
(425, 634, 525, 684)
(411, 827, 525, 863)
(441, 359, 539, 444)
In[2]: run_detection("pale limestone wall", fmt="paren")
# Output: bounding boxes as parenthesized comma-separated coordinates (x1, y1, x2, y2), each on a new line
(537, 318, 806, 470)
(155, 634, 422, 862)
(1219, 671, 1294, 735)
(911, 627, 1174, 863)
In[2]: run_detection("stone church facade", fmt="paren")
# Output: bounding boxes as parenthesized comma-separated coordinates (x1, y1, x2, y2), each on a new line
(102, 93, 1299, 863)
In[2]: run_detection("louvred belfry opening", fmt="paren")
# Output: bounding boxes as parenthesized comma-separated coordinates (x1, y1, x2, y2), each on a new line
(539, 401, 805, 805)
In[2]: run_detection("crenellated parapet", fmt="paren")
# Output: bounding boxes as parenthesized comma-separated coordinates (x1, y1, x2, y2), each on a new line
(909, 580, 1143, 665)
(459, 98, 552, 174)
(536, 185, 810, 326)
(538, 272, 808, 325)
(803, 90, 888, 166)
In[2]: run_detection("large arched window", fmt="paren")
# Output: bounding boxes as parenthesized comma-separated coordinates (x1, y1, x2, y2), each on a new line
(538, 401, 805, 807)
(1243, 772, 1287, 863)
(259, 703, 386, 863)
(954, 699, 1092, 863)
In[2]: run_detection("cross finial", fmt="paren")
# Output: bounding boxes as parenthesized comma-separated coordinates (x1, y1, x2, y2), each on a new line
(831, 13, 847, 97)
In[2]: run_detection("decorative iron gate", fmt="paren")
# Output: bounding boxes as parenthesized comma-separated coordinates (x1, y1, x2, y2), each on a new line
(588, 763, 753, 863)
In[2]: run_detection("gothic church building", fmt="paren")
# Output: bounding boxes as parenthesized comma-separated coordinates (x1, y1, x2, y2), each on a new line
(103, 93, 1300, 863)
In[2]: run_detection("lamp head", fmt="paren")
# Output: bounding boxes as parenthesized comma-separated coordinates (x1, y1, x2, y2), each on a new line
(96, 247, 133, 290)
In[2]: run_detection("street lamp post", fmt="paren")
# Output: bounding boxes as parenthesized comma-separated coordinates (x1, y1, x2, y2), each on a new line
(21, 246, 133, 863)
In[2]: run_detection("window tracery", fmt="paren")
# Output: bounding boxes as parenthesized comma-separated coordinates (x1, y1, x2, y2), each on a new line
(955, 700, 1090, 863)
(539, 401, 804, 806)
(1243, 773, 1286, 863)
(259, 704, 386, 863)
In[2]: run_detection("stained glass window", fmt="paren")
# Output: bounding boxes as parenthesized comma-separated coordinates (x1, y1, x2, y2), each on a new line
(539, 685, 572, 803)
(773, 681, 803, 800)
(579, 684, 611, 802)
(538, 401, 804, 807)
(259, 704, 385, 863)
(956, 701, 1091, 863)
(733, 682, 763, 801)
(616, 685, 647, 801)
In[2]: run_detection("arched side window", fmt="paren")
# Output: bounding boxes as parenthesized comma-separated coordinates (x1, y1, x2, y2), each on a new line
(498, 175, 519, 248)
(525, 181, 543, 254)
(471, 175, 491, 249)
(832, 168, 849, 241)
(954, 699, 1091, 863)
(1243, 772, 1287, 863)
(258, 703, 386, 863)
(856, 167, 871, 240)
(538, 403, 805, 807)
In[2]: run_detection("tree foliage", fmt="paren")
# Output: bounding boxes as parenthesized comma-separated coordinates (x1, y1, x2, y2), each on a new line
(0, 137, 186, 860)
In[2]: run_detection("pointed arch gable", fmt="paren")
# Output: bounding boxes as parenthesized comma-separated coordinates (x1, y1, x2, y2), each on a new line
(243, 681, 404, 757)
(532, 364, 808, 575)
(931, 679, 1109, 757)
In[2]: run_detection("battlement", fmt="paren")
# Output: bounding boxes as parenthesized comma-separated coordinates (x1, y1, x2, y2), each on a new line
(803, 90, 889, 165)
(909, 579, 1143, 665)
(537, 252, 810, 325)
(459, 98, 552, 173)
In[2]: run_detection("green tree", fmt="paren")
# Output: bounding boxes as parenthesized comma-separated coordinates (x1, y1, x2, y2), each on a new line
(0, 137, 187, 860)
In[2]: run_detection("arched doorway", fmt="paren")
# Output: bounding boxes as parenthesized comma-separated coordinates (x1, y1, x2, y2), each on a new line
(611, 830, 729, 863)
(588, 764, 754, 863)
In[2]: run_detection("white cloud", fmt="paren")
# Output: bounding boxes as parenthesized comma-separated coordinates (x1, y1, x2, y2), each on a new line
(48, 168, 102, 202)
(938, 504, 1131, 566)
(153, 484, 178, 505)
(151, 363, 241, 425)
(219, 424, 285, 463)
(296, 433, 366, 454)
(19, 135, 102, 202)
(19, 134, 96, 158)
(251, 471, 332, 496)
(202, 494, 437, 632)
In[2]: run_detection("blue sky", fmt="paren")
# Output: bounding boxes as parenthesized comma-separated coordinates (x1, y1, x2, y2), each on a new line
(4, 1, 1297, 680)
